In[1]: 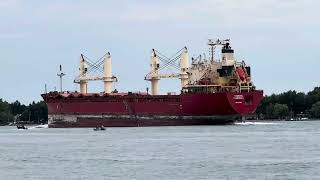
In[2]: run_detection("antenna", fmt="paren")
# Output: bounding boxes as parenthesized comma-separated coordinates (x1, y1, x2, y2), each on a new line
(57, 64, 66, 93)
(44, 84, 47, 94)
(207, 39, 230, 62)
(208, 39, 216, 61)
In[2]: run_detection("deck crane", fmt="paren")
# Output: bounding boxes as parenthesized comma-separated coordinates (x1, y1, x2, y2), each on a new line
(74, 52, 117, 94)
(145, 47, 189, 95)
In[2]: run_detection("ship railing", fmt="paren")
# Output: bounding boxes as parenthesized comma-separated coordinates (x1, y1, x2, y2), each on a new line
(239, 82, 253, 92)
(183, 84, 246, 94)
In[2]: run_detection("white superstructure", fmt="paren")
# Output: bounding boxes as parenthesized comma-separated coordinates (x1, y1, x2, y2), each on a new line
(145, 39, 254, 94)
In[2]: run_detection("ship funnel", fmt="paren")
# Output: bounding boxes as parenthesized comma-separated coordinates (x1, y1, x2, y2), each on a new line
(180, 47, 189, 88)
(104, 52, 113, 94)
(221, 43, 235, 66)
(79, 54, 88, 94)
(150, 49, 160, 95)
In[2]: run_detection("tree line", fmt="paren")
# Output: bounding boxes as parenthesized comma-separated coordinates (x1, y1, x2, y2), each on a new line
(256, 87, 320, 119)
(0, 99, 48, 125)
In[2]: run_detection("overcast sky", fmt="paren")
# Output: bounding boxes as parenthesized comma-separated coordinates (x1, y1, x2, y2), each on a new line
(1, 0, 320, 104)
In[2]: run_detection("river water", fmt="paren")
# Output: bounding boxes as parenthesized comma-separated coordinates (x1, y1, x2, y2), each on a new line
(0, 121, 320, 180)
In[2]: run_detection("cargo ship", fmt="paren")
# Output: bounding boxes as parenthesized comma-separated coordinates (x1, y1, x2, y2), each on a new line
(42, 39, 263, 128)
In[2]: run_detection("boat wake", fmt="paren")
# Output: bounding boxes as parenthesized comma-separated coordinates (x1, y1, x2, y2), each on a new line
(234, 121, 279, 125)
(27, 124, 49, 129)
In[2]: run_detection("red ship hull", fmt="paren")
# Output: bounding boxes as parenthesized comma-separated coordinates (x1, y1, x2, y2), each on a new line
(42, 91, 263, 128)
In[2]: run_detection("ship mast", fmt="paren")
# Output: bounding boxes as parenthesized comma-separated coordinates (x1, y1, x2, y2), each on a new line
(57, 65, 65, 93)
(207, 39, 230, 62)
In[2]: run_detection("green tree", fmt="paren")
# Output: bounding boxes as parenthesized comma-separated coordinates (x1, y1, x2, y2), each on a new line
(10, 100, 27, 115)
(0, 99, 9, 112)
(293, 92, 306, 114)
(265, 103, 274, 119)
(310, 101, 320, 118)
(19, 101, 48, 123)
(306, 87, 320, 109)
(272, 103, 289, 119)
(0, 99, 13, 124)
(0, 112, 14, 124)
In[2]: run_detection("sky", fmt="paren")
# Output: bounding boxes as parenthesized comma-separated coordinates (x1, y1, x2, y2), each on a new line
(0, 0, 320, 104)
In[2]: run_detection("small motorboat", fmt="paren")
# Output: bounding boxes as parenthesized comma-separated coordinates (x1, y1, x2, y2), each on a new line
(17, 125, 28, 130)
(93, 127, 100, 131)
(93, 126, 106, 131)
